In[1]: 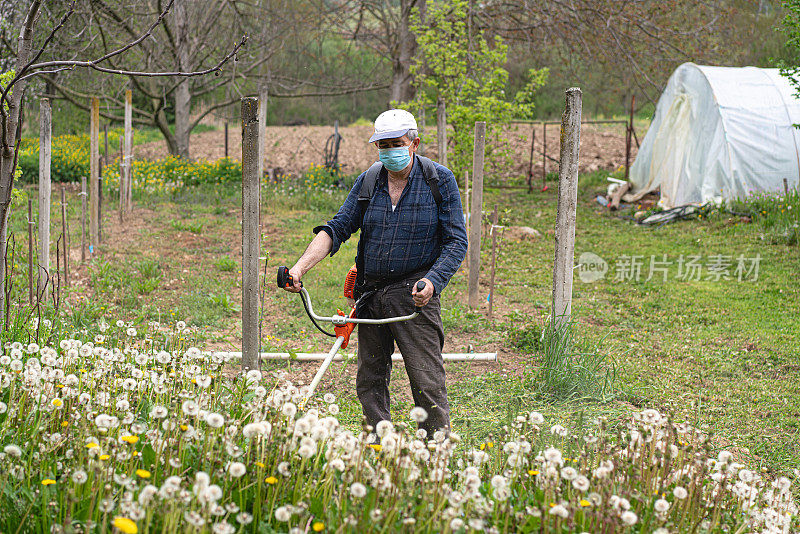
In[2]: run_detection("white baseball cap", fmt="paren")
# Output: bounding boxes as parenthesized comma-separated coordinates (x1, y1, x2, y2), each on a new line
(368, 109, 417, 143)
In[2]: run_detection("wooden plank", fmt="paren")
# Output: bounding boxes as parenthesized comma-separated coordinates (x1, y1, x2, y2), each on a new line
(609, 181, 630, 210)
(488, 205, 498, 319)
(61, 186, 69, 287)
(89, 97, 99, 250)
(241, 97, 261, 371)
(468, 121, 486, 309)
(552, 88, 582, 327)
(258, 84, 268, 181)
(81, 176, 87, 262)
(38, 98, 51, 297)
(27, 199, 34, 304)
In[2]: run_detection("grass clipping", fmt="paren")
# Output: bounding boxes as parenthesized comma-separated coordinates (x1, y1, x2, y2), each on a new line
(0, 323, 796, 532)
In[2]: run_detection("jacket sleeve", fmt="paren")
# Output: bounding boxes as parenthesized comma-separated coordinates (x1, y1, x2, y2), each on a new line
(313, 173, 365, 256)
(424, 166, 468, 294)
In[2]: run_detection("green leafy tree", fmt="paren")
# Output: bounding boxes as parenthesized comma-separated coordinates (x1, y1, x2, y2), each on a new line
(780, 0, 800, 98)
(402, 0, 547, 182)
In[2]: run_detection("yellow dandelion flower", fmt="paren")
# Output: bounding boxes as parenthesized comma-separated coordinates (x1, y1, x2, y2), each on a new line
(369, 444, 382, 452)
(313, 522, 324, 532)
(112, 516, 138, 534)
(255, 462, 265, 468)
(99, 454, 110, 461)
(41, 479, 56, 485)
(180, 424, 188, 431)
(265, 476, 278, 484)
(121, 435, 139, 444)
(61, 421, 69, 428)
(86, 442, 99, 449)
(51, 398, 63, 407)
(135, 469, 151, 479)
(528, 470, 539, 476)
(487, 441, 494, 449)
(579, 499, 591, 507)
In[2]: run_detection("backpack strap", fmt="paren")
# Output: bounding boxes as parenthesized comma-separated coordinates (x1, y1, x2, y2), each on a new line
(416, 155, 443, 206)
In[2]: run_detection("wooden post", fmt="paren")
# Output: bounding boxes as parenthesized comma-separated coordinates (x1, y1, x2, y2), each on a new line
(542, 122, 547, 190)
(38, 98, 51, 297)
(104, 123, 109, 166)
(527, 124, 536, 193)
(89, 97, 100, 250)
(258, 84, 268, 181)
(552, 88, 582, 327)
(61, 187, 69, 287)
(436, 98, 447, 166)
(81, 177, 87, 262)
(784, 177, 789, 196)
(468, 121, 486, 309)
(625, 94, 635, 180)
(224, 121, 229, 159)
(98, 156, 103, 243)
(118, 136, 125, 221)
(241, 97, 260, 371)
(124, 89, 133, 213)
(488, 205, 498, 319)
(27, 199, 34, 304)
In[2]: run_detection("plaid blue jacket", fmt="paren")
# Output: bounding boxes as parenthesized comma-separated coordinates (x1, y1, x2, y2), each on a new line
(314, 157, 468, 294)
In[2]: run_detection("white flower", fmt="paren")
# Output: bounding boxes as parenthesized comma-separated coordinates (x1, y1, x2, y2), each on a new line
(205, 412, 225, 428)
(620, 511, 637, 526)
(549, 504, 569, 518)
(375, 420, 394, 438)
(227, 462, 246, 478)
(298, 445, 315, 458)
(544, 447, 563, 464)
(410, 406, 428, 423)
(673, 486, 688, 500)
(184, 511, 205, 527)
(450, 519, 464, 530)
(149, 406, 168, 419)
(138, 484, 158, 506)
(212, 522, 235, 534)
(328, 404, 340, 415)
(491, 475, 507, 490)
(195, 375, 212, 388)
(550, 424, 568, 437)
(126, 327, 137, 337)
(369, 509, 383, 521)
(156, 351, 172, 364)
(236, 512, 253, 525)
(529, 411, 544, 424)
(182, 400, 200, 416)
(323, 393, 335, 403)
(350, 482, 367, 499)
(71, 470, 88, 484)
(654, 498, 670, 513)
(243, 421, 271, 439)
(572, 475, 590, 492)
(561, 466, 578, 481)
(274, 506, 291, 522)
(282, 402, 297, 418)
(3, 445, 21, 458)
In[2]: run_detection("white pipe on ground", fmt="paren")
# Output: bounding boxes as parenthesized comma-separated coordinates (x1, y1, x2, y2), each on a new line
(213, 352, 497, 362)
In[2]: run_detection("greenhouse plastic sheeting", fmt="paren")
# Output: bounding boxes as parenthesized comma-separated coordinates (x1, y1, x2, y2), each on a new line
(630, 63, 800, 208)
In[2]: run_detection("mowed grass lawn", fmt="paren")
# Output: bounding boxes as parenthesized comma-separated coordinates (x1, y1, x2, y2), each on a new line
(18, 166, 799, 487)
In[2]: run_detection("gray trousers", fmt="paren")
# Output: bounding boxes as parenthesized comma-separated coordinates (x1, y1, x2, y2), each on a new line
(356, 275, 450, 436)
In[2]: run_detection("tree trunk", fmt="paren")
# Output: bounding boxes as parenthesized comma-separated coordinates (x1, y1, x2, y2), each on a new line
(0, 1, 40, 329)
(389, 0, 421, 104)
(173, 0, 192, 159)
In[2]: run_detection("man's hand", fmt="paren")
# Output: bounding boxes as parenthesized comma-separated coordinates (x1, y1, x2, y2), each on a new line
(412, 277, 434, 307)
(283, 266, 304, 293)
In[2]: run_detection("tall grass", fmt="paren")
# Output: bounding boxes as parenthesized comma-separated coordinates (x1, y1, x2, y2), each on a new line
(535, 319, 616, 402)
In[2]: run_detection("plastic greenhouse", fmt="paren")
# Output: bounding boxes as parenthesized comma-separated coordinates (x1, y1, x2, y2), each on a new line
(629, 62, 800, 208)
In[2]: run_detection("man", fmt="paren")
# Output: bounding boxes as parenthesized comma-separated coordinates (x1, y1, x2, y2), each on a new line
(283, 109, 468, 437)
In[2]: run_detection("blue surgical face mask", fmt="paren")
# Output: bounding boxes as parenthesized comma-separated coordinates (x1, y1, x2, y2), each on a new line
(378, 146, 412, 172)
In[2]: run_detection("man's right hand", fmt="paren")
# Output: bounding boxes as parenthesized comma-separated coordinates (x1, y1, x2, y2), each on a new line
(284, 266, 303, 293)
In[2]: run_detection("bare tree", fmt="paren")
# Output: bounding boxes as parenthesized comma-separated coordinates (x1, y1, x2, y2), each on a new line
(0, 0, 244, 324)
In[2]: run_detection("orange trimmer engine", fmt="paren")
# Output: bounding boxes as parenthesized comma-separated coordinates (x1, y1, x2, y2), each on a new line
(343, 264, 358, 299)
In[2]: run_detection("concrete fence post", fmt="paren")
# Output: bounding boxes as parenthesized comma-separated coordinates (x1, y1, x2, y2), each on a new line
(241, 97, 261, 371)
(38, 98, 51, 297)
(551, 88, 582, 328)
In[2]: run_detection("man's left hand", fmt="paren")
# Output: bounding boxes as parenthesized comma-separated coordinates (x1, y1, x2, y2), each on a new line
(412, 277, 435, 308)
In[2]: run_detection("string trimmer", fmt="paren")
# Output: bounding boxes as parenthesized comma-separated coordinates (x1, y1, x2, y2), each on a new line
(277, 265, 425, 409)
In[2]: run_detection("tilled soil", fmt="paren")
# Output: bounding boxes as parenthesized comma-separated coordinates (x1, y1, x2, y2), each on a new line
(135, 123, 636, 179)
